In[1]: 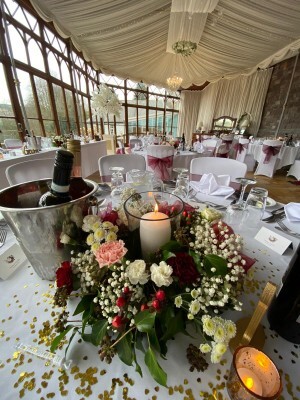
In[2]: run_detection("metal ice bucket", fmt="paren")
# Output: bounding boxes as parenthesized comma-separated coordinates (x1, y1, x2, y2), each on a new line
(0, 178, 98, 280)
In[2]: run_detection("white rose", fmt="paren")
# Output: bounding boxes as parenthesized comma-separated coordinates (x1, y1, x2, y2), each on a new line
(150, 261, 173, 287)
(127, 260, 149, 285)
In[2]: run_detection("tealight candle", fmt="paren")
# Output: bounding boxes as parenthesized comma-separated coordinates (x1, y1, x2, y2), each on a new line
(140, 204, 171, 258)
(237, 367, 263, 396)
(227, 346, 282, 400)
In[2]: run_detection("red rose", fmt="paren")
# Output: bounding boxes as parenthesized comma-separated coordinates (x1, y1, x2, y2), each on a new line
(56, 261, 73, 294)
(168, 253, 200, 285)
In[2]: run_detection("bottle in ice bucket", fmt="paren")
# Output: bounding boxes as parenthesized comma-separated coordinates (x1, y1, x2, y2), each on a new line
(38, 149, 74, 206)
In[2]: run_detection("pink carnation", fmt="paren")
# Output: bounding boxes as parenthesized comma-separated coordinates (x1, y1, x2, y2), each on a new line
(94, 240, 127, 268)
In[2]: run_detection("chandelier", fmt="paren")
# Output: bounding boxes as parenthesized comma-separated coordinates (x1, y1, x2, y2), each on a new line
(166, 74, 183, 91)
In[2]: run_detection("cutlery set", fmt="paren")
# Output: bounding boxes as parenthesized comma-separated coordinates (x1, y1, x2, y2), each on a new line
(262, 207, 300, 238)
(0, 229, 7, 248)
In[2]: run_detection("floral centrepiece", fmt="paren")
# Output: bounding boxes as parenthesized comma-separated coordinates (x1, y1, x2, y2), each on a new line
(172, 40, 197, 57)
(91, 83, 122, 119)
(51, 189, 254, 386)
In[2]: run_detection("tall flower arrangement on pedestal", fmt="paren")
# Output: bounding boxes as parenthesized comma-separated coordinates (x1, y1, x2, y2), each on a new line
(91, 84, 122, 119)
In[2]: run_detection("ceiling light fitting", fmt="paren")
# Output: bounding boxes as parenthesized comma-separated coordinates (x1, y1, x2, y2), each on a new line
(172, 40, 197, 57)
(166, 74, 183, 91)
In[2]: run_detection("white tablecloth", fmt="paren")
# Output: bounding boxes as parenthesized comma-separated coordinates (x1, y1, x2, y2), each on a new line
(248, 143, 300, 169)
(0, 141, 107, 190)
(0, 199, 299, 399)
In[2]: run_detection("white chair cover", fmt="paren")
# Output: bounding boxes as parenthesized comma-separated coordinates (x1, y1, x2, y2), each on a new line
(98, 154, 146, 182)
(202, 139, 220, 156)
(146, 145, 175, 181)
(129, 138, 143, 149)
(4, 138, 23, 149)
(234, 138, 256, 172)
(287, 160, 300, 180)
(190, 157, 247, 183)
(254, 139, 283, 178)
(5, 158, 54, 186)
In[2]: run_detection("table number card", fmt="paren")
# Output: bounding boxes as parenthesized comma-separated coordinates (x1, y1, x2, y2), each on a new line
(255, 227, 292, 255)
(0, 243, 28, 280)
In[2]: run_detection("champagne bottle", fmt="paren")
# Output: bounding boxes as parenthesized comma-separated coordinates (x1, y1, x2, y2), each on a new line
(267, 254, 300, 344)
(38, 149, 74, 207)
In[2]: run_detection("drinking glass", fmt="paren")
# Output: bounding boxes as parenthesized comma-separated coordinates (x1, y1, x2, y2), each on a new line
(109, 166, 125, 198)
(235, 177, 257, 208)
(172, 173, 189, 200)
(244, 187, 268, 228)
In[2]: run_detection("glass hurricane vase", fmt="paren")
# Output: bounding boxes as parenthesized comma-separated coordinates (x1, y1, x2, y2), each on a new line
(123, 191, 184, 260)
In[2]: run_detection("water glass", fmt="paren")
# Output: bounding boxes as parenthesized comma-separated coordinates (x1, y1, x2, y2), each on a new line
(224, 204, 249, 230)
(172, 173, 189, 200)
(244, 187, 268, 228)
(109, 166, 125, 199)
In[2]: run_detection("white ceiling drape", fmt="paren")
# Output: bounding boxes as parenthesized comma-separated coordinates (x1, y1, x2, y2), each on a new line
(29, 0, 300, 89)
(178, 68, 273, 141)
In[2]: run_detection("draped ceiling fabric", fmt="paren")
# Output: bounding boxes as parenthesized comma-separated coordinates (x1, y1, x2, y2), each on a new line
(28, 0, 300, 90)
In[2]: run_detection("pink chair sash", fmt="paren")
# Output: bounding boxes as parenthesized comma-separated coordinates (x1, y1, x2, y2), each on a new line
(116, 148, 125, 154)
(234, 142, 248, 155)
(262, 145, 281, 164)
(222, 139, 233, 150)
(147, 155, 173, 181)
(190, 173, 241, 191)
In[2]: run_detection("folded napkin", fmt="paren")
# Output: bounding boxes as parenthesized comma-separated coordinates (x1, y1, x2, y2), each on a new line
(284, 202, 300, 222)
(190, 173, 235, 197)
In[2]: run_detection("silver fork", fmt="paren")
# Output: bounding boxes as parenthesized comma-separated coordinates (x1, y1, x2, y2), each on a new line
(275, 218, 300, 238)
(0, 229, 7, 248)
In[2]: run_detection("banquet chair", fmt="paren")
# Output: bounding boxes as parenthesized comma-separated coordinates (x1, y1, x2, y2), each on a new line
(116, 139, 125, 154)
(129, 138, 143, 149)
(102, 134, 116, 155)
(5, 158, 54, 186)
(98, 154, 146, 182)
(287, 160, 300, 180)
(254, 139, 283, 178)
(215, 143, 230, 158)
(202, 139, 219, 156)
(190, 157, 247, 183)
(146, 145, 175, 181)
(4, 138, 23, 149)
(234, 138, 256, 171)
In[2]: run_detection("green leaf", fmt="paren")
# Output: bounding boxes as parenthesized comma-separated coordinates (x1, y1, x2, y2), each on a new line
(81, 333, 92, 343)
(148, 327, 161, 354)
(50, 325, 74, 352)
(144, 346, 167, 387)
(135, 331, 145, 353)
(203, 254, 228, 277)
(81, 306, 93, 334)
(161, 250, 176, 261)
(160, 240, 182, 253)
(73, 295, 94, 316)
(134, 310, 156, 333)
(133, 347, 143, 377)
(90, 320, 109, 346)
(116, 331, 134, 366)
(189, 249, 203, 273)
(160, 309, 186, 342)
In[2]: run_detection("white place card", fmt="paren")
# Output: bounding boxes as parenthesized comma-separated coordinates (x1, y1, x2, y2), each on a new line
(254, 227, 292, 255)
(0, 243, 28, 280)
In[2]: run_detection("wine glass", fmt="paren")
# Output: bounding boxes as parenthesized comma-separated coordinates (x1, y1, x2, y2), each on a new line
(109, 166, 125, 198)
(235, 177, 257, 208)
(172, 169, 189, 200)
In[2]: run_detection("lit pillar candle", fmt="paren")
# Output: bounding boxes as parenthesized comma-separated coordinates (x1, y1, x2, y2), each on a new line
(237, 367, 263, 396)
(140, 204, 171, 258)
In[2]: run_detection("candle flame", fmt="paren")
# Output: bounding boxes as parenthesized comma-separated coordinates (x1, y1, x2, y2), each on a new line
(154, 203, 158, 213)
(244, 377, 254, 390)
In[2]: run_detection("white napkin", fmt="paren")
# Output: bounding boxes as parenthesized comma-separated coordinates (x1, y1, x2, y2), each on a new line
(284, 202, 300, 222)
(190, 173, 235, 197)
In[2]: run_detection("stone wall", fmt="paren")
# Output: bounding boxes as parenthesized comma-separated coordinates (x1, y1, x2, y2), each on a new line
(258, 55, 300, 138)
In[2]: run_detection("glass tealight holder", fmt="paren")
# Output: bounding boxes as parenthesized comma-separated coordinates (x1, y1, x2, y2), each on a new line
(227, 346, 282, 400)
(123, 191, 184, 260)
